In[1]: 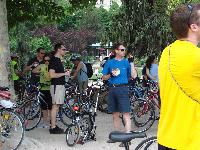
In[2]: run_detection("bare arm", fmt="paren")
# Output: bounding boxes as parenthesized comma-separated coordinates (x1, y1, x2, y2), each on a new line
(102, 74, 111, 80)
(73, 63, 82, 79)
(23, 64, 31, 74)
(146, 67, 156, 80)
(32, 65, 41, 74)
(130, 62, 137, 79)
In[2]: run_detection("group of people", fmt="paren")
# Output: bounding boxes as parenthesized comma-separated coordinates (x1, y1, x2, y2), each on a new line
(103, 3, 200, 150)
(11, 43, 89, 134)
(7, 3, 200, 150)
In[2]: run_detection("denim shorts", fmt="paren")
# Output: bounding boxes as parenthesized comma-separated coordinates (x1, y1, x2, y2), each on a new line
(108, 86, 130, 113)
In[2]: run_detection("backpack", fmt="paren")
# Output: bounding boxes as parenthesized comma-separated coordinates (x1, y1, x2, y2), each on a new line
(82, 63, 93, 78)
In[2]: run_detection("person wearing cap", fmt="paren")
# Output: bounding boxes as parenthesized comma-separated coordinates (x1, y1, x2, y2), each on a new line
(71, 57, 88, 93)
(10, 53, 22, 95)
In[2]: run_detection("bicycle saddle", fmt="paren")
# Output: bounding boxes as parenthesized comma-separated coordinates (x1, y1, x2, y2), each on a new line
(109, 131, 146, 143)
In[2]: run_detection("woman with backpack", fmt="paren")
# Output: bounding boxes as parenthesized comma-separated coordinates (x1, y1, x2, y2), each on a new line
(71, 57, 88, 93)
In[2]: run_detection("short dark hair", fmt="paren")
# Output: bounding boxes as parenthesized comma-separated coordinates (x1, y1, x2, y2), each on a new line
(54, 43, 63, 52)
(113, 42, 126, 50)
(170, 4, 200, 38)
(37, 47, 45, 53)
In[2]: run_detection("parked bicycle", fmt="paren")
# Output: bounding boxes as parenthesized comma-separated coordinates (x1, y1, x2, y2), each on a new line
(0, 87, 24, 150)
(109, 131, 146, 150)
(135, 136, 157, 150)
(65, 78, 101, 146)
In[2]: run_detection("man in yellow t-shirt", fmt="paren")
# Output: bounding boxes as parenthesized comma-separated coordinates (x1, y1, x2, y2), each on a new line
(158, 4, 200, 150)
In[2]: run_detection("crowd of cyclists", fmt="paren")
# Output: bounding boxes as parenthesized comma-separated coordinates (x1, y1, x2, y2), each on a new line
(3, 41, 160, 147)
(1, 3, 200, 150)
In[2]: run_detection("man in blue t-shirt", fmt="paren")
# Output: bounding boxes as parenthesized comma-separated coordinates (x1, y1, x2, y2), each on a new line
(102, 42, 133, 145)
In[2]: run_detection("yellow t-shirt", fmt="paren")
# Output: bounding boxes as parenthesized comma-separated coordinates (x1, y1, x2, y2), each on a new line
(158, 40, 200, 150)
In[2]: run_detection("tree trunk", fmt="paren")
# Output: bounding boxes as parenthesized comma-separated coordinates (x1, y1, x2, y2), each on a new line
(0, 0, 12, 88)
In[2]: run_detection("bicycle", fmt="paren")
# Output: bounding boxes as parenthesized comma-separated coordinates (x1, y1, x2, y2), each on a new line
(109, 131, 146, 150)
(125, 80, 160, 133)
(65, 79, 101, 146)
(0, 87, 25, 150)
(135, 136, 157, 150)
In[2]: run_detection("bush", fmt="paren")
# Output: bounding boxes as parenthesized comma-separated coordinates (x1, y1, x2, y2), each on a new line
(29, 36, 53, 55)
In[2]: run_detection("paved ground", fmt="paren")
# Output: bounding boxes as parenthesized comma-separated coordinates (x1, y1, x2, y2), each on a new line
(19, 111, 158, 150)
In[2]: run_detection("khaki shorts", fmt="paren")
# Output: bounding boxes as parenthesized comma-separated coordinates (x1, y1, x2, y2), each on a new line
(50, 85, 65, 104)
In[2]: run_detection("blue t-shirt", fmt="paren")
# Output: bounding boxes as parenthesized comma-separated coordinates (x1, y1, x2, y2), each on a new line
(150, 64, 158, 82)
(102, 58, 131, 84)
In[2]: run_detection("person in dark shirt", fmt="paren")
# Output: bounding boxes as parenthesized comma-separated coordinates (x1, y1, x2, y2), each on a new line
(49, 43, 70, 134)
(23, 47, 45, 84)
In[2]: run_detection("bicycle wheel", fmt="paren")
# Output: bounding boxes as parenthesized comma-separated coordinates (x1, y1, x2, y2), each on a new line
(135, 136, 157, 150)
(24, 98, 41, 120)
(66, 123, 81, 147)
(131, 98, 155, 133)
(20, 98, 42, 131)
(0, 109, 24, 150)
(59, 105, 73, 126)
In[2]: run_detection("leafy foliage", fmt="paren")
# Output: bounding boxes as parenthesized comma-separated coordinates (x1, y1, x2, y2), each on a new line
(33, 26, 96, 53)
(6, 0, 66, 28)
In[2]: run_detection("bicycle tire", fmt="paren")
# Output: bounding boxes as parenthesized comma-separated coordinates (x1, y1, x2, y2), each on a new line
(0, 108, 25, 150)
(66, 123, 81, 147)
(59, 105, 73, 126)
(25, 108, 42, 131)
(135, 136, 157, 150)
(131, 98, 155, 133)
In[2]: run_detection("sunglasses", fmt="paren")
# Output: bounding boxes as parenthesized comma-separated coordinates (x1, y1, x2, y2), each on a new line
(44, 59, 50, 62)
(61, 48, 67, 51)
(187, 4, 193, 27)
(40, 52, 45, 55)
(117, 49, 126, 52)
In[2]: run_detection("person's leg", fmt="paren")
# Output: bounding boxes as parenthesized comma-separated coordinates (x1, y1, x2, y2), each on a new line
(42, 109, 49, 124)
(50, 85, 64, 130)
(43, 90, 52, 124)
(123, 112, 131, 133)
(50, 104, 59, 128)
(116, 87, 131, 132)
(113, 112, 121, 131)
(0, 141, 3, 150)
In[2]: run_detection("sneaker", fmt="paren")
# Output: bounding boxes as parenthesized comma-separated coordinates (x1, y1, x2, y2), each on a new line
(119, 142, 131, 147)
(107, 139, 116, 143)
(49, 126, 64, 134)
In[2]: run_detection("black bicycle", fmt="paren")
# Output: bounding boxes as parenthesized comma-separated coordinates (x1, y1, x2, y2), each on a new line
(109, 131, 146, 150)
(135, 136, 157, 150)
(109, 131, 157, 150)
(65, 80, 101, 146)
